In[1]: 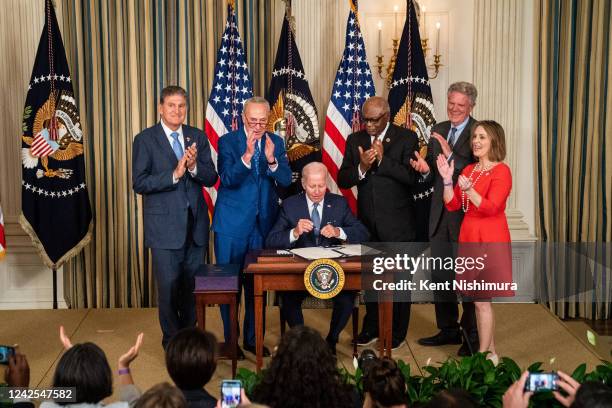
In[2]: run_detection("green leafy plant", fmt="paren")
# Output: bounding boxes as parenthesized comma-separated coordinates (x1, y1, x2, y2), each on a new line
(236, 354, 611, 408)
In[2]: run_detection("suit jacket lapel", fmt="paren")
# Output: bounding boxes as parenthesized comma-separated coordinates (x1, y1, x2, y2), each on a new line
(382, 124, 400, 150)
(155, 123, 180, 165)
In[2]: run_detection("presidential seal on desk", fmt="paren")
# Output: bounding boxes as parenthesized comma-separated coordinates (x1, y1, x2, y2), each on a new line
(304, 258, 345, 299)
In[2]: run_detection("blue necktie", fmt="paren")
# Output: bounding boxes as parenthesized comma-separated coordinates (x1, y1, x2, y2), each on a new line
(170, 131, 183, 160)
(311, 202, 321, 239)
(253, 140, 261, 176)
(448, 127, 458, 149)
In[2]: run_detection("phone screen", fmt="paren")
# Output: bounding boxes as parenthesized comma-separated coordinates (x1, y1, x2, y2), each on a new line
(525, 372, 559, 392)
(0, 345, 15, 365)
(221, 380, 242, 408)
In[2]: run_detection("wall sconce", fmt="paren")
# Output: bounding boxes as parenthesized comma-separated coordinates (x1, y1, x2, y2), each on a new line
(376, 3, 444, 86)
(375, 6, 400, 89)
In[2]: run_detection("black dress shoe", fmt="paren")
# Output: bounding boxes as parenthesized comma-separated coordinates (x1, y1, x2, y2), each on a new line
(327, 341, 337, 356)
(391, 337, 405, 350)
(417, 331, 462, 346)
(457, 340, 479, 357)
(356, 331, 378, 346)
(243, 343, 271, 357)
(237, 347, 246, 361)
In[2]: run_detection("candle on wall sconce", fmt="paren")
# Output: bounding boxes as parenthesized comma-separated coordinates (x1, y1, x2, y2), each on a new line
(393, 5, 399, 38)
(421, 6, 427, 36)
(377, 21, 383, 55)
(435, 22, 441, 54)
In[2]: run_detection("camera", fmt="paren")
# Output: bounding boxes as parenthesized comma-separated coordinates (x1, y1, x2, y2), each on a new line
(524, 372, 559, 392)
(0, 345, 15, 365)
(357, 349, 379, 375)
(221, 379, 242, 408)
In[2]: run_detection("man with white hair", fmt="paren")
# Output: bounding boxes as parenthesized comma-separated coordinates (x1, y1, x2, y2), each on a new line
(212, 96, 292, 358)
(266, 162, 369, 354)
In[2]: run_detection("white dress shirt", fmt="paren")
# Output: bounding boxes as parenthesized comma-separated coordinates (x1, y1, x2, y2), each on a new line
(289, 196, 347, 243)
(358, 122, 390, 180)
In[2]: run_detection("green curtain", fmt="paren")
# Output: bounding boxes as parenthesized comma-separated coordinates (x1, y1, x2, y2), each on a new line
(59, 0, 277, 308)
(535, 0, 612, 318)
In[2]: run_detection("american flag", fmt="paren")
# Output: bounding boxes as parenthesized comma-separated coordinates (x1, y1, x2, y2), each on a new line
(204, 1, 253, 213)
(322, 0, 375, 212)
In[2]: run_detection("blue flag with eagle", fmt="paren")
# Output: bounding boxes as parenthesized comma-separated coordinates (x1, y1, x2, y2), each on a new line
(20, 0, 92, 268)
(388, 0, 436, 241)
(266, 1, 321, 198)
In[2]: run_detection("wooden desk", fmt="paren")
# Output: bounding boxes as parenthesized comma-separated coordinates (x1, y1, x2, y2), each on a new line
(245, 251, 393, 371)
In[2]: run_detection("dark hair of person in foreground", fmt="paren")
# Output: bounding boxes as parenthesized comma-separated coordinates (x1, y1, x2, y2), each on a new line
(363, 357, 408, 408)
(421, 389, 476, 408)
(135, 382, 187, 408)
(165, 327, 218, 390)
(251, 325, 357, 408)
(52, 342, 113, 405)
(571, 381, 612, 408)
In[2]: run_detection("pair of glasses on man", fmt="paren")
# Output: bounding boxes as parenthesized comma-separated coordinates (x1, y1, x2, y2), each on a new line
(362, 112, 386, 124)
(245, 118, 268, 128)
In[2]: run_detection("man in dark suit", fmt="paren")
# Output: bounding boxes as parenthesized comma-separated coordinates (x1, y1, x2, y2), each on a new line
(212, 96, 292, 358)
(410, 81, 479, 356)
(337, 96, 420, 350)
(132, 86, 218, 348)
(266, 162, 369, 354)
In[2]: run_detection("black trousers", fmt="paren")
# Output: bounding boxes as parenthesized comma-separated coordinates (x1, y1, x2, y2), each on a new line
(281, 291, 355, 344)
(430, 212, 477, 340)
(152, 210, 202, 348)
(360, 231, 412, 342)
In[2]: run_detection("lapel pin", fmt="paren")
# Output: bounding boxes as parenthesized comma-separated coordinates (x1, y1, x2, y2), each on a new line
(386, 138, 390, 143)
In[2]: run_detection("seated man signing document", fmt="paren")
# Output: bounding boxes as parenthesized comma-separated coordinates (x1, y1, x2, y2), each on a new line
(266, 162, 369, 354)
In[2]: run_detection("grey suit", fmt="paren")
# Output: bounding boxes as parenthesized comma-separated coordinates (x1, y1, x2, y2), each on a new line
(133, 122, 218, 346)
(424, 117, 477, 338)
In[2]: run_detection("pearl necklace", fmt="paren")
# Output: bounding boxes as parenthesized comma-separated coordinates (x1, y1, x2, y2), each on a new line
(461, 162, 494, 212)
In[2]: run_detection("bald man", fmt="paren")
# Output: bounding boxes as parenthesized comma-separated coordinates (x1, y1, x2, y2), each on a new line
(338, 96, 420, 350)
(266, 162, 369, 353)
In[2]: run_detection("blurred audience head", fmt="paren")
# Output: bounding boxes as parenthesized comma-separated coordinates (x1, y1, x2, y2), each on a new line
(135, 382, 187, 408)
(363, 357, 407, 408)
(165, 327, 217, 390)
(571, 381, 612, 408)
(424, 389, 477, 408)
(52, 342, 112, 404)
(252, 325, 355, 408)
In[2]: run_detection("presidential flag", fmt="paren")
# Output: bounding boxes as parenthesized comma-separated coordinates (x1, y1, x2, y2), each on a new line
(267, 1, 321, 198)
(388, 0, 436, 240)
(204, 0, 254, 213)
(20, 0, 92, 268)
(322, 0, 376, 212)
(0, 204, 5, 260)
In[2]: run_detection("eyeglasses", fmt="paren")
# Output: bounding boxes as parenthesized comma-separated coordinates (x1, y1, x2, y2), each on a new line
(245, 118, 268, 127)
(362, 112, 387, 124)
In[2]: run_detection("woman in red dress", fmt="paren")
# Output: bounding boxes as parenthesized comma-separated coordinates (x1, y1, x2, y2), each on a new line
(436, 120, 513, 365)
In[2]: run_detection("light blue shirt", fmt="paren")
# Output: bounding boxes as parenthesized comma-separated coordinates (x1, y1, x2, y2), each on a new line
(446, 116, 470, 161)
(160, 119, 197, 183)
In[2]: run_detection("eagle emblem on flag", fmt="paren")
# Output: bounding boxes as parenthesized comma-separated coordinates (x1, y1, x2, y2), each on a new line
(21, 90, 84, 179)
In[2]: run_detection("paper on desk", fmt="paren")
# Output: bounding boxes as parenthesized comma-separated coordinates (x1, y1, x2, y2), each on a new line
(334, 244, 381, 256)
(289, 246, 344, 260)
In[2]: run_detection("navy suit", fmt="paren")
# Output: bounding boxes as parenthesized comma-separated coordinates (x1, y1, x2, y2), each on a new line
(266, 192, 369, 345)
(133, 122, 218, 347)
(212, 128, 291, 346)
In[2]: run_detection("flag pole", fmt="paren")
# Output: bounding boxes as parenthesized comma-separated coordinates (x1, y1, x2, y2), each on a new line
(52, 267, 58, 309)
